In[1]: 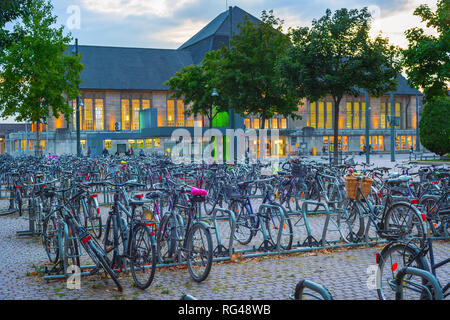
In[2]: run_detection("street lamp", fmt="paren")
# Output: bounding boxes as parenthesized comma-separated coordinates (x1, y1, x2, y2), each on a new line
(72, 38, 82, 157)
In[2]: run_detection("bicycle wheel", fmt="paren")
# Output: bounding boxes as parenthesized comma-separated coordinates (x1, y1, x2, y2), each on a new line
(186, 222, 213, 282)
(263, 207, 293, 250)
(41, 215, 60, 263)
(156, 213, 179, 264)
(130, 224, 157, 289)
(376, 242, 428, 300)
(87, 199, 102, 239)
(394, 267, 443, 300)
(229, 201, 253, 245)
(383, 202, 426, 247)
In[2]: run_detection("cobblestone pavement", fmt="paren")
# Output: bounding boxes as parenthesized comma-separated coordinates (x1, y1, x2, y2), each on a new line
(1, 206, 448, 300)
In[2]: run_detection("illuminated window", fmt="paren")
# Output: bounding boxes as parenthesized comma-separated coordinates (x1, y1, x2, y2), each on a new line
(342, 136, 348, 151)
(142, 99, 150, 110)
(128, 139, 136, 149)
(167, 100, 175, 126)
(271, 118, 278, 129)
(132, 99, 140, 130)
(280, 118, 287, 129)
(21, 140, 27, 150)
(380, 103, 386, 129)
(80, 139, 86, 149)
(95, 99, 104, 131)
(395, 102, 400, 128)
(353, 102, 360, 129)
(154, 138, 161, 148)
(121, 99, 130, 130)
(264, 119, 269, 129)
(253, 118, 260, 129)
(40, 140, 45, 150)
(244, 118, 250, 129)
(137, 139, 144, 148)
(379, 136, 384, 151)
(84, 99, 93, 130)
(186, 115, 194, 127)
(361, 102, 366, 129)
(145, 139, 152, 148)
(372, 135, 378, 151)
(176, 100, 184, 127)
(326, 102, 332, 129)
(310, 102, 316, 128)
(401, 135, 406, 150)
(413, 135, 416, 149)
(318, 101, 324, 129)
(104, 139, 112, 149)
(387, 103, 392, 128)
(395, 135, 401, 150)
(346, 102, 352, 129)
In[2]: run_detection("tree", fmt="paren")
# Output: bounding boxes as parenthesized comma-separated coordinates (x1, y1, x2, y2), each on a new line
(419, 96, 450, 157)
(215, 10, 301, 128)
(0, 0, 83, 156)
(165, 50, 229, 128)
(279, 8, 400, 163)
(0, 0, 29, 51)
(403, 0, 449, 100)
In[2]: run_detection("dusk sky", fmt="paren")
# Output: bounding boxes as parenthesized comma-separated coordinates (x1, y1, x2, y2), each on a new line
(1, 0, 438, 123)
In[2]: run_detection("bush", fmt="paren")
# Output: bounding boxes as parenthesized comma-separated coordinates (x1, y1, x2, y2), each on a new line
(419, 96, 450, 156)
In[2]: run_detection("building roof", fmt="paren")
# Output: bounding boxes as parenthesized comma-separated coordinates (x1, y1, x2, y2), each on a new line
(69, 45, 194, 91)
(70, 6, 421, 96)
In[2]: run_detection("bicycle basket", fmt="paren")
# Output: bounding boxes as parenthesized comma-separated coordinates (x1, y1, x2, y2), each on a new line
(360, 177, 373, 199)
(291, 163, 307, 177)
(345, 175, 359, 200)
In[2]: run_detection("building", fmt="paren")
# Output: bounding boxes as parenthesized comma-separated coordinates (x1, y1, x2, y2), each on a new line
(6, 6, 423, 158)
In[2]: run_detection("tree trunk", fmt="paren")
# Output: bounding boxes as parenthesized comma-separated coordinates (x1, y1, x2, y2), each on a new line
(333, 97, 342, 165)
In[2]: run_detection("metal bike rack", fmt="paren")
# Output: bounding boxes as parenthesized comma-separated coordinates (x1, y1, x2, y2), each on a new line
(210, 207, 236, 258)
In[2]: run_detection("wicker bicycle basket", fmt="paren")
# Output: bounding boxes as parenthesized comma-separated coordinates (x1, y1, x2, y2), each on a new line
(345, 175, 359, 200)
(345, 175, 373, 200)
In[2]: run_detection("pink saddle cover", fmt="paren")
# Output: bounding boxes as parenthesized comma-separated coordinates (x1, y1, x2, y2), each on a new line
(191, 187, 207, 196)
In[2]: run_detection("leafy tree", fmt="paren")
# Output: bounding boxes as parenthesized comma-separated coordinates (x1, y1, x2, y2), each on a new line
(215, 10, 301, 128)
(279, 8, 400, 163)
(0, 0, 29, 50)
(419, 96, 450, 157)
(0, 0, 83, 156)
(403, 0, 449, 100)
(165, 50, 229, 128)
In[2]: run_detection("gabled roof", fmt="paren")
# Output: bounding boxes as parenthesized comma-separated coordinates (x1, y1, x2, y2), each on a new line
(69, 45, 194, 91)
(178, 6, 261, 64)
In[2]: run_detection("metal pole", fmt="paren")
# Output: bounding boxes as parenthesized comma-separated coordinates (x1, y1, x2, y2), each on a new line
(365, 92, 370, 164)
(75, 39, 81, 157)
(228, 6, 237, 164)
(390, 93, 395, 162)
(416, 94, 420, 152)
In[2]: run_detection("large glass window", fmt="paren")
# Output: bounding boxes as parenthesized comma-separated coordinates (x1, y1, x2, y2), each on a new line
(154, 138, 161, 148)
(137, 139, 144, 148)
(128, 139, 136, 149)
(353, 102, 360, 129)
(271, 118, 278, 129)
(395, 102, 400, 128)
(253, 118, 260, 129)
(326, 102, 332, 129)
(244, 118, 250, 129)
(380, 103, 386, 129)
(104, 139, 112, 149)
(95, 99, 104, 130)
(346, 102, 352, 129)
(84, 99, 93, 130)
(145, 139, 152, 148)
(318, 101, 324, 129)
(167, 100, 175, 126)
(361, 102, 366, 129)
(142, 99, 150, 110)
(121, 99, 130, 130)
(280, 118, 287, 129)
(310, 102, 316, 128)
(176, 100, 184, 127)
(132, 99, 140, 130)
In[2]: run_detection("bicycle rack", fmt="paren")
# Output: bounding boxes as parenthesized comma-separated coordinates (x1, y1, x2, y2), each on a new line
(210, 207, 236, 258)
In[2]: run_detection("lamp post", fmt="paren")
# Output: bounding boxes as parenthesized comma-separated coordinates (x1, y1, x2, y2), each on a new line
(416, 94, 420, 152)
(73, 38, 82, 157)
(365, 92, 370, 165)
(390, 92, 395, 162)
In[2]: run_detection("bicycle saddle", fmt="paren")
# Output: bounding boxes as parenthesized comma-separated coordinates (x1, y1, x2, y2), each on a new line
(191, 187, 207, 196)
(387, 175, 412, 184)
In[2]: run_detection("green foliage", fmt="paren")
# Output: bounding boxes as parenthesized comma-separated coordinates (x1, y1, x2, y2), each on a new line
(279, 7, 400, 162)
(0, 0, 29, 50)
(0, 0, 83, 155)
(215, 10, 301, 128)
(403, 0, 449, 100)
(164, 50, 229, 127)
(419, 96, 450, 156)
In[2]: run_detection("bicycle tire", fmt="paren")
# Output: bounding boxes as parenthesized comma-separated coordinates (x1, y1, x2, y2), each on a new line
(186, 222, 213, 282)
(263, 207, 293, 250)
(376, 242, 428, 300)
(41, 215, 60, 264)
(130, 223, 157, 289)
(229, 201, 253, 245)
(157, 213, 179, 264)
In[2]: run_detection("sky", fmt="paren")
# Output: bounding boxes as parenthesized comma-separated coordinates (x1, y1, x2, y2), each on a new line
(1, 0, 438, 123)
